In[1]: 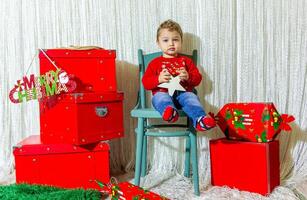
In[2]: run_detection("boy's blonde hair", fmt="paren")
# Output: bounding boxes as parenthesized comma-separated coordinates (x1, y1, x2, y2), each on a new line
(156, 19, 183, 42)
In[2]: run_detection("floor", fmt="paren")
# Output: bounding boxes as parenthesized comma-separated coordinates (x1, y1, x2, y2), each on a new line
(2, 170, 307, 200)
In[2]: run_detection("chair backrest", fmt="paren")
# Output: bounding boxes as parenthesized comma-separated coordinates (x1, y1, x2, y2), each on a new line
(137, 49, 198, 109)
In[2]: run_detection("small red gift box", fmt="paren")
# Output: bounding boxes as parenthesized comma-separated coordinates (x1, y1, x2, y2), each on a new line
(216, 102, 294, 142)
(40, 92, 124, 145)
(111, 182, 169, 200)
(98, 181, 169, 200)
(14, 135, 110, 189)
(39, 48, 117, 93)
(210, 138, 280, 195)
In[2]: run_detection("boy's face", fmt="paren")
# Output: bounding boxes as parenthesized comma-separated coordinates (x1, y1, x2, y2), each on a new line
(157, 28, 182, 58)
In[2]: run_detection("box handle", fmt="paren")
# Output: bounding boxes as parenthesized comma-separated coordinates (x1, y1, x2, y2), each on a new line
(96, 106, 108, 117)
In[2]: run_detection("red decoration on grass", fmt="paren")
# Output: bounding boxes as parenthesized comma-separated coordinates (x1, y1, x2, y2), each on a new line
(96, 179, 169, 200)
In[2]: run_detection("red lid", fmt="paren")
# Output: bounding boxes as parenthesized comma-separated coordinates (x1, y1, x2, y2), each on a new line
(210, 138, 277, 146)
(13, 135, 109, 156)
(41, 92, 124, 104)
(39, 49, 116, 59)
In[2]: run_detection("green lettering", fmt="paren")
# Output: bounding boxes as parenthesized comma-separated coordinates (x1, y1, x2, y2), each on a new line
(45, 82, 57, 96)
(18, 90, 28, 102)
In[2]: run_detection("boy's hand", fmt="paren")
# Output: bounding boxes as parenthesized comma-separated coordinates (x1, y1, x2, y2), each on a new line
(158, 69, 171, 83)
(178, 67, 189, 81)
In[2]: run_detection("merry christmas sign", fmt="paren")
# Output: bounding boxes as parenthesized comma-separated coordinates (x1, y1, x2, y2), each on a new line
(9, 49, 77, 104)
(9, 69, 76, 103)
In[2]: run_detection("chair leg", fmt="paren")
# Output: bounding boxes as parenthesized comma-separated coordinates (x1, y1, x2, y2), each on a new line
(134, 118, 144, 186)
(141, 135, 147, 177)
(190, 132, 200, 196)
(184, 136, 191, 177)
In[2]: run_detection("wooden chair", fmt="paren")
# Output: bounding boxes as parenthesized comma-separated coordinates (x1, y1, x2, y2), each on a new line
(130, 49, 200, 195)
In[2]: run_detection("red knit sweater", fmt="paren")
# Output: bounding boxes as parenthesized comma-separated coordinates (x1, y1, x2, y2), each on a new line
(142, 55, 202, 95)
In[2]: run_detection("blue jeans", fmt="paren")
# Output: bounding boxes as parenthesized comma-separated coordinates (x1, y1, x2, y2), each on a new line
(152, 91, 206, 127)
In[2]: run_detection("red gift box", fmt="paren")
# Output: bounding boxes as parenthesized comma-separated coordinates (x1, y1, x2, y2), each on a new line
(216, 102, 294, 142)
(40, 92, 124, 145)
(210, 138, 280, 195)
(13, 135, 110, 189)
(102, 182, 169, 200)
(39, 48, 117, 93)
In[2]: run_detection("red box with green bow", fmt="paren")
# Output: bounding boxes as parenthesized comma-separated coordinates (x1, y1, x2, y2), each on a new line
(216, 102, 295, 142)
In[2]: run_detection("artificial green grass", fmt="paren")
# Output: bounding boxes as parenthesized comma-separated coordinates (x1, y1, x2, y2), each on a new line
(0, 184, 102, 200)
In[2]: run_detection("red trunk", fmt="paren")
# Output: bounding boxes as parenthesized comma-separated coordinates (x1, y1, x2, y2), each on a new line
(13, 135, 110, 189)
(210, 138, 280, 195)
(40, 92, 124, 145)
(39, 49, 117, 93)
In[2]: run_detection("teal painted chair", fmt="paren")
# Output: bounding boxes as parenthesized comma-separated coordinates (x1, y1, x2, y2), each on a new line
(130, 49, 200, 196)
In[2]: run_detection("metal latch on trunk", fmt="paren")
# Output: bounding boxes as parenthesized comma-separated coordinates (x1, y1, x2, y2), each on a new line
(95, 106, 108, 117)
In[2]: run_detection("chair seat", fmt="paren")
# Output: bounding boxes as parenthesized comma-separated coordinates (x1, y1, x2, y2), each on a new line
(131, 108, 187, 118)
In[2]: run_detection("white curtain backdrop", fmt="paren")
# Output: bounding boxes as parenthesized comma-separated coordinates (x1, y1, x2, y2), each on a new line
(0, 0, 306, 199)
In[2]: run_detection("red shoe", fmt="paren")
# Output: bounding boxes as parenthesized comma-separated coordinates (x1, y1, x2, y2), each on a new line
(196, 115, 216, 131)
(162, 106, 179, 123)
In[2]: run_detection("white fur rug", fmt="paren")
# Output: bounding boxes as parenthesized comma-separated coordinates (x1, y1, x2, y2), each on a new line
(115, 171, 306, 200)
